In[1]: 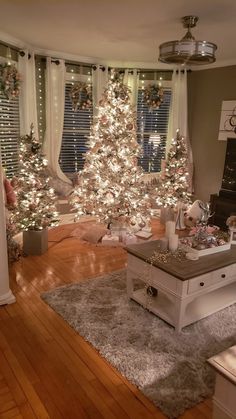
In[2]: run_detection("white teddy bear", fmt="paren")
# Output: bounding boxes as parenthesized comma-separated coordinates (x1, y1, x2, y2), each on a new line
(184, 200, 211, 228)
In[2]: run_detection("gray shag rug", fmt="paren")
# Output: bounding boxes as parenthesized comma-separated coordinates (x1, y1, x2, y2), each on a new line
(41, 270, 236, 418)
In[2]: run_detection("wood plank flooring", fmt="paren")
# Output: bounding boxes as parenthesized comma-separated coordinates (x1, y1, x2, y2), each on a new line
(0, 219, 213, 418)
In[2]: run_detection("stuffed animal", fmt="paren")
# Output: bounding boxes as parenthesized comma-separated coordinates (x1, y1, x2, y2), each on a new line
(184, 200, 211, 228)
(226, 215, 236, 228)
(1, 166, 17, 208)
(3, 177, 17, 207)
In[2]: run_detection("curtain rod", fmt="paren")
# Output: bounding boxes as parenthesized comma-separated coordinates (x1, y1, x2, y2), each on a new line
(113, 68, 191, 74)
(0, 41, 20, 53)
(5, 47, 191, 73)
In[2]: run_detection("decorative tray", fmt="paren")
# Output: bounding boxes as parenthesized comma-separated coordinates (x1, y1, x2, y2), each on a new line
(181, 242, 231, 257)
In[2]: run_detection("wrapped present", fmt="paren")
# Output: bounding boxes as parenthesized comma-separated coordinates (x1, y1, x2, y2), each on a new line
(101, 234, 119, 246)
(123, 233, 138, 245)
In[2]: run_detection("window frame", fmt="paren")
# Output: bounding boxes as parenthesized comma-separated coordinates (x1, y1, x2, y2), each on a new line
(59, 72, 93, 178)
(0, 58, 20, 179)
(136, 79, 172, 175)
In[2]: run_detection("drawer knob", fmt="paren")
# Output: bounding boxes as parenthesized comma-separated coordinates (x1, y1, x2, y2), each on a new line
(200, 282, 205, 286)
(221, 274, 226, 278)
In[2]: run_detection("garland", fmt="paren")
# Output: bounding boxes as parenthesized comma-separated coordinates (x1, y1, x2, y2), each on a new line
(0, 63, 21, 100)
(144, 84, 164, 110)
(69, 82, 92, 111)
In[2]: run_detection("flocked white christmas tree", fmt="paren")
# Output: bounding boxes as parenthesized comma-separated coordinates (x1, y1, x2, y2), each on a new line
(12, 124, 59, 231)
(70, 71, 151, 228)
(156, 129, 192, 212)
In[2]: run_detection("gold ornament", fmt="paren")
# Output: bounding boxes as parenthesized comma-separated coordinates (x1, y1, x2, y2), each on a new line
(126, 123, 133, 130)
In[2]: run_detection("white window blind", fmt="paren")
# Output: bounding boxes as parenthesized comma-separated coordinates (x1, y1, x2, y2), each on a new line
(0, 92, 20, 178)
(59, 81, 93, 176)
(137, 87, 172, 173)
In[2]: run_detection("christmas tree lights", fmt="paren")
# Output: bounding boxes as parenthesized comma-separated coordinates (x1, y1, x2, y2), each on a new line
(156, 130, 192, 208)
(70, 71, 151, 228)
(12, 124, 59, 231)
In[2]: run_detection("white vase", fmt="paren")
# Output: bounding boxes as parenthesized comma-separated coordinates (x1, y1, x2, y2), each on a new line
(23, 228, 48, 255)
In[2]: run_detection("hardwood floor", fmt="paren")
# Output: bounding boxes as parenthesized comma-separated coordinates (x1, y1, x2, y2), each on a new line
(0, 219, 213, 418)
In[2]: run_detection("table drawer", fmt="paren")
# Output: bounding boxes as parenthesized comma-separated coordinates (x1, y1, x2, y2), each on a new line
(188, 273, 213, 294)
(212, 265, 233, 282)
(188, 265, 233, 295)
(149, 265, 177, 293)
(127, 254, 177, 293)
(128, 254, 147, 276)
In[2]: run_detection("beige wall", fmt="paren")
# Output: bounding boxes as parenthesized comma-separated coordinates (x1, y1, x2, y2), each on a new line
(188, 65, 236, 202)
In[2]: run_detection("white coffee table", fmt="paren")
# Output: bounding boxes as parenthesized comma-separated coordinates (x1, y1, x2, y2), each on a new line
(126, 241, 236, 332)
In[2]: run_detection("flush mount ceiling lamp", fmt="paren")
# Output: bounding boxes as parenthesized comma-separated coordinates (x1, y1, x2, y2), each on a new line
(159, 16, 217, 65)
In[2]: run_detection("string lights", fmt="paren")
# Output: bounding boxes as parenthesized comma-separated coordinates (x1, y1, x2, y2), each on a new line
(11, 124, 59, 231)
(155, 130, 192, 208)
(70, 70, 151, 228)
(36, 58, 46, 143)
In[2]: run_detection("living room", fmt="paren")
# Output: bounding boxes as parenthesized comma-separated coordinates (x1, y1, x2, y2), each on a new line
(0, 1, 236, 418)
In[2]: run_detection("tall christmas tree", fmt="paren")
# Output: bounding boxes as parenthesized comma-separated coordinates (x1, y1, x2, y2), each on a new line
(156, 130, 192, 208)
(12, 124, 59, 231)
(70, 71, 151, 228)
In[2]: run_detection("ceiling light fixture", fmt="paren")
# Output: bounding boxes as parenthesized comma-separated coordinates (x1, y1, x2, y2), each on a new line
(159, 16, 217, 65)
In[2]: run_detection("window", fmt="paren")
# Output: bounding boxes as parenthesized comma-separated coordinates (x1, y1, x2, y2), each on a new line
(60, 68, 172, 177)
(0, 92, 20, 178)
(59, 67, 93, 177)
(137, 77, 172, 173)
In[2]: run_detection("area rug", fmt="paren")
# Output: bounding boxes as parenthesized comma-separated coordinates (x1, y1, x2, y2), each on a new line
(41, 270, 236, 418)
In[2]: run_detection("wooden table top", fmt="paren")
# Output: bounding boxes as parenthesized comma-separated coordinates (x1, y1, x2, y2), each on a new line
(125, 241, 236, 280)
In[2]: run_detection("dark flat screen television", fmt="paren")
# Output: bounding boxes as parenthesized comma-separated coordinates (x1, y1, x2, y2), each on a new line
(220, 138, 236, 199)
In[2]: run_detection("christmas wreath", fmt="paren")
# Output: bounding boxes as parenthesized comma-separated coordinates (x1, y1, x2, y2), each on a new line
(144, 84, 164, 110)
(69, 82, 92, 111)
(0, 63, 21, 100)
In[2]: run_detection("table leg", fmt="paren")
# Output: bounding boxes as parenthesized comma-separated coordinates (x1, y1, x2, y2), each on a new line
(174, 297, 187, 332)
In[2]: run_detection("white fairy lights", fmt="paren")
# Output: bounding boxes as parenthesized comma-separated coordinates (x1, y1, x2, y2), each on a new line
(11, 124, 59, 231)
(155, 130, 192, 207)
(36, 60, 45, 143)
(70, 71, 151, 227)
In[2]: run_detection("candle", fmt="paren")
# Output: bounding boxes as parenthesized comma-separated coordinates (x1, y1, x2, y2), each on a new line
(168, 233, 179, 252)
(165, 220, 175, 238)
(160, 237, 168, 251)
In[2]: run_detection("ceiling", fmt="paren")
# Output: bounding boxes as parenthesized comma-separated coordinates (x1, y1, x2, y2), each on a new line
(0, 0, 236, 69)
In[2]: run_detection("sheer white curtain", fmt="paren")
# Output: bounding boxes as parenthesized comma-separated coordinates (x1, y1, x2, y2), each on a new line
(92, 66, 108, 116)
(0, 151, 15, 305)
(167, 68, 193, 191)
(18, 50, 39, 139)
(44, 58, 71, 184)
(123, 69, 139, 107)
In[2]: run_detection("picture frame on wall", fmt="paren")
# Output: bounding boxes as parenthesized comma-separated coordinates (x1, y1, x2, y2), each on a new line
(218, 100, 236, 141)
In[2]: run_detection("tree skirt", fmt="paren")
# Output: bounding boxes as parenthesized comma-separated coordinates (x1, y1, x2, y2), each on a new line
(41, 270, 236, 418)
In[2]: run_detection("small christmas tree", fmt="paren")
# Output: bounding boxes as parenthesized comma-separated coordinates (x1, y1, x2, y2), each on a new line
(13, 124, 59, 231)
(156, 130, 192, 208)
(70, 71, 151, 228)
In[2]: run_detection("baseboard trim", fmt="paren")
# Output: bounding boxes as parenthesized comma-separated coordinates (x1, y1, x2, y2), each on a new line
(0, 289, 16, 305)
